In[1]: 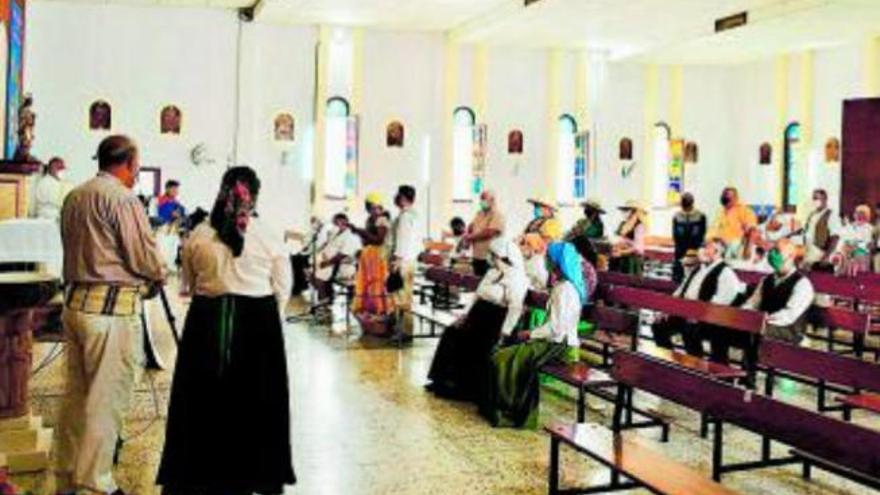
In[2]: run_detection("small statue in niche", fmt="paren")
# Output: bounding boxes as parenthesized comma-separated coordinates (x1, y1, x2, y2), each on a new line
(274, 113, 295, 142)
(759, 142, 772, 165)
(89, 100, 112, 131)
(684, 141, 698, 163)
(386, 121, 404, 148)
(161, 105, 182, 135)
(825, 137, 840, 163)
(13, 93, 37, 162)
(508, 130, 523, 154)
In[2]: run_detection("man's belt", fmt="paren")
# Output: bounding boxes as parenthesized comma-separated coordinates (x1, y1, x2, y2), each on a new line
(65, 284, 145, 316)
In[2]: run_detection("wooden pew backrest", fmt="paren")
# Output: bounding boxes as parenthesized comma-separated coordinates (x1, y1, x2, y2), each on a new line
(759, 339, 880, 393)
(808, 306, 869, 333)
(612, 350, 880, 478)
(599, 271, 677, 294)
(590, 305, 639, 336)
(606, 286, 765, 334)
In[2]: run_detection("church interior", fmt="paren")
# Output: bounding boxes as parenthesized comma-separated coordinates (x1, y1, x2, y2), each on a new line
(3, 0, 880, 494)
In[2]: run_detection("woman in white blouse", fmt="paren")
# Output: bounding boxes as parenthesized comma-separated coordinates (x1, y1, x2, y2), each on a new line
(480, 241, 586, 429)
(426, 238, 529, 401)
(157, 167, 296, 495)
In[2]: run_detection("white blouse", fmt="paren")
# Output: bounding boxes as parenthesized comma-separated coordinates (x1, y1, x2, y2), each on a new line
(475, 265, 530, 336)
(529, 280, 581, 346)
(183, 219, 292, 308)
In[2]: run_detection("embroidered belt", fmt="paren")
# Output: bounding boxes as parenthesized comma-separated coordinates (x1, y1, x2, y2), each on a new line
(65, 284, 145, 316)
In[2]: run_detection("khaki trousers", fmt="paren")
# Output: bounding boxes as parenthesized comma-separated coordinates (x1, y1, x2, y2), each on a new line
(56, 308, 143, 494)
(393, 262, 416, 336)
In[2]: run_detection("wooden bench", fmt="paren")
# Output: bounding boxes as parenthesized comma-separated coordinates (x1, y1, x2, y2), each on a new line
(545, 422, 741, 495)
(760, 338, 880, 420)
(611, 350, 880, 489)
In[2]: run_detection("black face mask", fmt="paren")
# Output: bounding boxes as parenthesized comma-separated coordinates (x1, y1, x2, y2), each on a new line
(681, 198, 694, 210)
(720, 195, 731, 207)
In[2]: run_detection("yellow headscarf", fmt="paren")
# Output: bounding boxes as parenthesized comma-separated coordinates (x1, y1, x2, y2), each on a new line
(365, 192, 384, 206)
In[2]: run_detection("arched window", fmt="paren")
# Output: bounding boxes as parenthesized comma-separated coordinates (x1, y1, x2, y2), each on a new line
(452, 106, 475, 201)
(386, 121, 404, 148)
(783, 122, 801, 209)
(619, 137, 633, 160)
(652, 122, 671, 207)
(89, 100, 112, 131)
(556, 114, 579, 202)
(325, 96, 351, 198)
(759, 142, 772, 165)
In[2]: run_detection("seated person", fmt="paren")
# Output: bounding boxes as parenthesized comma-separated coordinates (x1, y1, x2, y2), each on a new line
(286, 216, 329, 298)
(610, 200, 647, 275)
(832, 204, 873, 276)
(712, 239, 814, 367)
(524, 196, 563, 242)
(426, 238, 528, 401)
(520, 233, 549, 290)
(652, 236, 744, 358)
(312, 213, 361, 322)
(480, 242, 586, 429)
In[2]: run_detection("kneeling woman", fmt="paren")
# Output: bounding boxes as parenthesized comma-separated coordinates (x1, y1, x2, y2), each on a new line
(426, 238, 528, 401)
(157, 167, 296, 494)
(480, 242, 587, 429)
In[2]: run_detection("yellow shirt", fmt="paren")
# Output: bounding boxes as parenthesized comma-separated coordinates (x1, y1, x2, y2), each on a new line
(714, 204, 757, 244)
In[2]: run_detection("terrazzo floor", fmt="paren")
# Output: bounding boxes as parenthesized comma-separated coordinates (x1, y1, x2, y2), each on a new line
(14, 289, 880, 495)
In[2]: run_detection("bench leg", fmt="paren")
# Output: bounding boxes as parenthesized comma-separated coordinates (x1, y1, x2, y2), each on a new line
(700, 413, 709, 439)
(843, 403, 853, 422)
(802, 460, 812, 480)
(817, 379, 827, 412)
(549, 436, 560, 495)
(712, 420, 724, 482)
(761, 435, 771, 461)
(612, 385, 626, 432)
(577, 387, 586, 424)
(854, 333, 865, 359)
(624, 388, 634, 426)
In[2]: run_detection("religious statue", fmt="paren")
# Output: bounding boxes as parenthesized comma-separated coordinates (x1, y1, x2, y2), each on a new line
(13, 93, 36, 163)
(0, 309, 33, 419)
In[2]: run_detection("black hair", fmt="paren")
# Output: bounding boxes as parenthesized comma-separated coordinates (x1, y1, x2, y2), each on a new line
(450, 217, 465, 228)
(571, 236, 598, 266)
(397, 185, 416, 203)
(209, 166, 261, 257)
(333, 213, 349, 223)
(165, 180, 180, 189)
(96, 135, 138, 171)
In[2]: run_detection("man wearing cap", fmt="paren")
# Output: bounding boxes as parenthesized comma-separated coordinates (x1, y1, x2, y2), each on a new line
(652, 236, 744, 357)
(713, 186, 757, 259)
(672, 192, 707, 283)
(565, 199, 605, 242)
(390, 185, 420, 341)
(713, 239, 814, 371)
(524, 196, 563, 241)
(34, 156, 70, 220)
(57, 135, 165, 495)
(463, 190, 505, 277)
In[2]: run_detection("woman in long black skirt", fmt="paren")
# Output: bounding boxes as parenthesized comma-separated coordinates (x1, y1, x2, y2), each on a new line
(426, 238, 529, 401)
(157, 167, 296, 494)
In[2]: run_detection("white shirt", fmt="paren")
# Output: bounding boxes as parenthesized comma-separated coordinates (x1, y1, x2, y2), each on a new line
(34, 174, 68, 220)
(675, 259, 744, 305)
(743, 271, 815, 327)
(392, 207, 420, 263)
(524, 255, 549, 290)
(474, 264, 530, 337)
(183, 219, 292, 308)
(530, 281, 580, 346)
(839, 222, 874, 254)
(315, 228, 361, 282)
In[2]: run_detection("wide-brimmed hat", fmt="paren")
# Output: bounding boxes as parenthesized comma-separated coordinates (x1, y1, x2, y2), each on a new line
(618, 199, 647, 213)
(581, 199, 606, 214)
(528, 195, 558, 211)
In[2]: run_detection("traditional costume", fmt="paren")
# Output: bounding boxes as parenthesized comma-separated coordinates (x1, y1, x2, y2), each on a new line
(158, 167, 295, 494)
(480, 242, 586, 429)
(524, 196, 563, 242)
(427, 238, 528, 401)
(352, 194, 394, 333)
(610, 200, 646, 276)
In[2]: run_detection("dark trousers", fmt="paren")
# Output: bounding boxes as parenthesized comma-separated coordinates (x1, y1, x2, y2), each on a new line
(290, 254, 310, 296)
(651, 316, 706, 357)
(709, 328, 759, 386)
(472, 259, 490, 278)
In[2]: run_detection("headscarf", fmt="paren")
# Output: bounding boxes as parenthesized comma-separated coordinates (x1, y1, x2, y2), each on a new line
(540, 218, 564, 241)
(521, 233, 547, 256)
(366, 191, 384, 206)
(210, 166, 260, 257)
(489, 237, 525, 272)
(547, 242, 587, 304)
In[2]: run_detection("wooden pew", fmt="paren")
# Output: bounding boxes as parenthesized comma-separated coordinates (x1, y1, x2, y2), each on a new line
(545, 422, 741, 495)
(598, 271, 677, 294)
(611, 350, 880, 489)
(760, 338, 880, 420)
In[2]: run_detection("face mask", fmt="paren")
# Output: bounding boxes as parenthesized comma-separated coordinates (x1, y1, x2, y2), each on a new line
(479, 200, 490, 211)
(767, 248, 785, 273)
(720, 195, 731, 207)
(681, 198, 693, 210)
(55, 171, 65, 181)
(534, 206, 543, 219)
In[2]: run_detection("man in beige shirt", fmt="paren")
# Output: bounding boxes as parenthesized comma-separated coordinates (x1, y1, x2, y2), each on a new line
(463, 190, 505, 277)
(57, 135, 164, 495)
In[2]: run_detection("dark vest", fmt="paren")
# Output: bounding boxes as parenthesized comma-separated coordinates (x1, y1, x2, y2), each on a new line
(758, 271, 808, 342)
(680, 261, 727, 302)
(805, 209, 832, 251)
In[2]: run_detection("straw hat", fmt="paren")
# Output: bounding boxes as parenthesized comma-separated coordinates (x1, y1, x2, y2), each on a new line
(581, 199, 606, 214)
(618, 199, 647, 213)
(528, 195, 558, 211)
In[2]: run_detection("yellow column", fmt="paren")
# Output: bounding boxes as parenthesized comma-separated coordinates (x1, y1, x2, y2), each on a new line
(472, 44, 488, 118)
(441, 40, 459, 228)
(774, 54, 790, 207)
(798, 51, 814, 146)
(642, 64, 659, 208)
(544, 49, 562, 198)
(863, 35, 880, 96)
(575, 50, 589, 128)
(312, 26, 330, 215)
